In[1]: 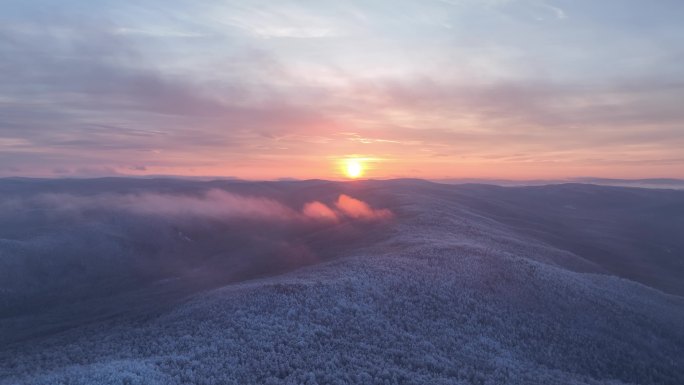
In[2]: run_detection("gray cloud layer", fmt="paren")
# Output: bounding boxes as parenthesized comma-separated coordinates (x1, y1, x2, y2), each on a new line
(1, 0, 683, 178)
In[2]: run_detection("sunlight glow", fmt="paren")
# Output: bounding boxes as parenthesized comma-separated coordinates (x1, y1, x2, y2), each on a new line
(344, 159, 364, 179)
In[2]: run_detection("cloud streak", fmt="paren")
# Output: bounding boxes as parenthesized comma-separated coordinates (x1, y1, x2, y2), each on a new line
(5, 190, 394, 224)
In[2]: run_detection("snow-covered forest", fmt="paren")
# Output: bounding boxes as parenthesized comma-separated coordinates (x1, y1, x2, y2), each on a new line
(1, 178, 683, 384)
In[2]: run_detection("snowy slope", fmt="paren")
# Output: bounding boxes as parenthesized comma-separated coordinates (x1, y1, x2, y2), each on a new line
(1, 179, 683, 385)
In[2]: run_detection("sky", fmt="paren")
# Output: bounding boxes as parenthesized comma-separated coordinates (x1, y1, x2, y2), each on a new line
(1, 0, 683, 180)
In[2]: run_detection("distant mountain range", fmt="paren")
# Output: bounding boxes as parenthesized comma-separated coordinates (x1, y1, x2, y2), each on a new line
(4, 175, 684, 189)
(436, 177, 684, 189)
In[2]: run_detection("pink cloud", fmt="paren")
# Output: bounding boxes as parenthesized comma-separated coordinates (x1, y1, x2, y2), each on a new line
(28, 190, 299, 221)
(334, 194, 393, 220)
(16, 191, 393, 224)
(302, 201, 339, 222)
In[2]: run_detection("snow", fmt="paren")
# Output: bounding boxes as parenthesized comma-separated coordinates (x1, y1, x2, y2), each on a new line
(0, 178, 683, 384)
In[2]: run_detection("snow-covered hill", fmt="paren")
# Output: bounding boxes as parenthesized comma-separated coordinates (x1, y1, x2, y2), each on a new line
(1, 179, 683, 384)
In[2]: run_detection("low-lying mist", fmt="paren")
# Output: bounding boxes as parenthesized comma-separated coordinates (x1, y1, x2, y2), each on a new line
(0, 185, 394, 321)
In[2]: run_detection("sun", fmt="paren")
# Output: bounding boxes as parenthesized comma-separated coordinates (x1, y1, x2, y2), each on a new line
(344, 158, 364, 179)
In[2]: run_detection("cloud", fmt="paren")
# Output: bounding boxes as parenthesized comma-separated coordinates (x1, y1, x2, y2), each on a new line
(0, 184, 394, 314)
(7, 190, 393, 224)
(302, 201, 339, 222)
(303, 195, 395, 222)
(335, 194, 393, 220)
(3, 0, 683, 178)
(26, 190, 299, 221)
